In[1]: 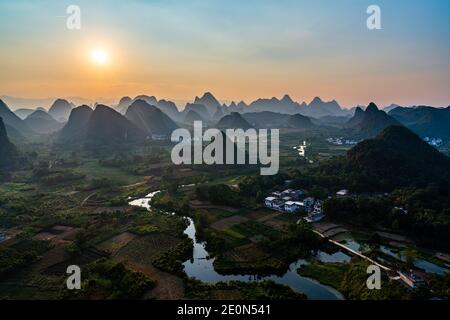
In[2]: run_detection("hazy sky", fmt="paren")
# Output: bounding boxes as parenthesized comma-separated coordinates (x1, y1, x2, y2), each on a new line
(1, 0, 449, 108)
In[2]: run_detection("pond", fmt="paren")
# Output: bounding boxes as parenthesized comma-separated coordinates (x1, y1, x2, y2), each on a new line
(130, 191, 344, 300)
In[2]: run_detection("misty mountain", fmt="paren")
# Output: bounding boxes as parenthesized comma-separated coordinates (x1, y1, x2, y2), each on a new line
(156, 99, 181, 122)
(234, 101, 248, 113)
(246, 95, 303, 115)
(116, 96, 133, 114)
(344, 103, 400, 138)
(183, 103, 210, 120)
(48, 99, 74, 122)
(300, 97, 344, 118)
(235, 95, 351, 118)
(183, 110, 205, 124)
(85, 105, 145, 149)
(0, 96, 54, 110)
(194, 92, 221, 116)
(0, 99, 34, 138)
(15, 108, 38, 120)
(216, 112, 253, 130)
(116, 95, 182, 122)
(134, 95, 158, 106)
(242, 111, 290, 128)
(345, 106, 365, 128)
(24, 110, 64, 134)
(0, 95, 97, 110)
(125, 100, 178, 136)
(312, 115, 351, 127)
(58, 105, 93, 144)
(286, 114, 315, 129)
(226, 101, 244, 113)
(0, 117, 17, 168)
(212, 107, 225, 121)
(388, 106, 450, 139)
(383, 104, 402, 113)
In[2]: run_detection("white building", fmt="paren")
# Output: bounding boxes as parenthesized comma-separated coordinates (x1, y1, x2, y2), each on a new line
(336, 189, 349, 197)
(271, 191, 282, 197)
(284, 201, 298, 213)
(303, 197, 315, 210)
(264, 196, 277, 208)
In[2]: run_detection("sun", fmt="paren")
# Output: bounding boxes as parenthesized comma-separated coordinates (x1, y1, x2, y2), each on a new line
(91, 49, 109, 65)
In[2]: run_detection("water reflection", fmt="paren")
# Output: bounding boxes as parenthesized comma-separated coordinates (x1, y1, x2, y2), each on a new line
(130, 193, 344, 299)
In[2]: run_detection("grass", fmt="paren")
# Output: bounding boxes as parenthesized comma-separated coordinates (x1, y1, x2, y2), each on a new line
(276, 213, 301, 223)
(115, 233, 182, 266)
(76, 159, 143, 185)
(297, 262, 350, 289)
(230, 220, 281, 239)
(223, 228, 246, 239)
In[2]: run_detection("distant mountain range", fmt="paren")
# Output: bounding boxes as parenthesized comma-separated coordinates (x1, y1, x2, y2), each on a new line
(1, 93, 448, 145)
(389, 106, 450, 139)
(0, 95, 113, 110)
(194, 92, 221, 117)
(112, 92, 354, 119)
(230, 95, 352, 118)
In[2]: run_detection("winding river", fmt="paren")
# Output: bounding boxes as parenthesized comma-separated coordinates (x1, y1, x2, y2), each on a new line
(130, 191, 344, 300)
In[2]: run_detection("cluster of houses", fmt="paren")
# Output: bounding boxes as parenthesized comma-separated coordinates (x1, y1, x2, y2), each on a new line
(326, 137, 359, 146)
(423, 137, 443, 147)
(264, 189, 325, 222)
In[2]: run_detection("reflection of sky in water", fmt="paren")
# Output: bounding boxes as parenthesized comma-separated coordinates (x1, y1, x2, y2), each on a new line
(182, 218, 344, 300)
(379, 245, 449, 275)
(128, 191, 161, 210)
(343, 240, 361, 252)
(317, 251, 351, 263)
(130, 194, 344, 299)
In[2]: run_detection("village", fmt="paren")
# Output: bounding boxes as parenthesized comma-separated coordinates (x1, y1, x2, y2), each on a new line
(264, 188, 326, 222)
(264, 188, 444, 290)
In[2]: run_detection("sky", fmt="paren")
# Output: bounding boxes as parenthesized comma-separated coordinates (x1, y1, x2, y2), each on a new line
(0, 0, 449, 108)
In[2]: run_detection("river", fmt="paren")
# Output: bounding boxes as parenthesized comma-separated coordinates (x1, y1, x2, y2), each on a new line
(129, 191, 344, 300)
